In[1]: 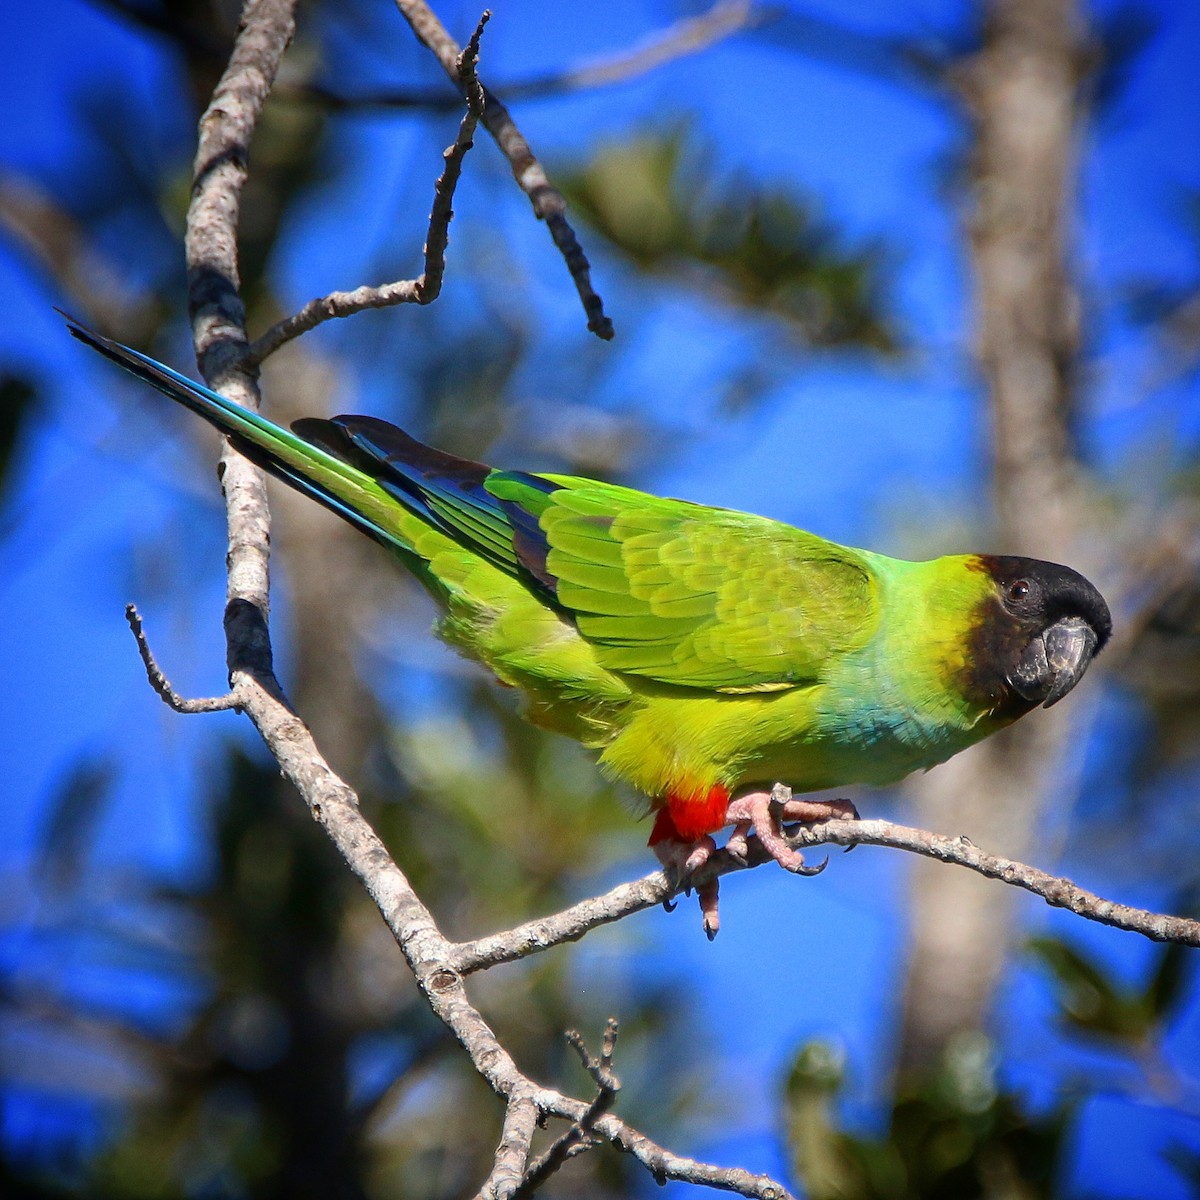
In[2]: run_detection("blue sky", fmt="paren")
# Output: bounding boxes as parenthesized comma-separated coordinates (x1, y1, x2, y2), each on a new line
(3, 0, 1200, 1195)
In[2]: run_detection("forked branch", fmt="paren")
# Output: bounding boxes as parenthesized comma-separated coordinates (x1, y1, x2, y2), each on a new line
(513, 1022, 621, 1196)
(245, 13, 490, 365)
(393, 0, 614, 339)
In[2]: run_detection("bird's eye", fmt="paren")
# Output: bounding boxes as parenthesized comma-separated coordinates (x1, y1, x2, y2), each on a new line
(1007, 579, 1031, 603)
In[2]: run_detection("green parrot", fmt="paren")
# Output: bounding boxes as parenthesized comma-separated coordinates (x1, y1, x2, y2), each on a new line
(69, 319, 1111, 930)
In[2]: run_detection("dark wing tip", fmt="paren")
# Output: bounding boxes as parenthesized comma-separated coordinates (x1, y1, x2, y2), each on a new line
(292, 416, 357, 460)
(60, 311, 116, 357)
(330, 416, 492, 483)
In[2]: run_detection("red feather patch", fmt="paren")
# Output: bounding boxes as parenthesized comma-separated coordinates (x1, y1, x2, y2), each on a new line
(648, 784, 731, 845)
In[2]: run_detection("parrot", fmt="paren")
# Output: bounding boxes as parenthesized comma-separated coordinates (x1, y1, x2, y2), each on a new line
(68, 317, 1111, 932)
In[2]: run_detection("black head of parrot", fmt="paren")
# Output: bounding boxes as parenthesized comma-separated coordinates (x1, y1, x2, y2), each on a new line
(973, 555, 1112, 715)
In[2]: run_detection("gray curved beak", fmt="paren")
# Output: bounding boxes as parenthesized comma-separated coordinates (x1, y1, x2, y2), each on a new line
(1011, 615, 1100, 708)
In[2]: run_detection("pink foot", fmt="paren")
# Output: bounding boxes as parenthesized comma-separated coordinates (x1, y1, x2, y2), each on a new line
(699, 877, 720, 941)
(724, 820, 753, 865)
(649, 785, 857, 935)
(653, 833, 723, 936)
(723, 784, 857, 873)
(653, 833, 717, 880)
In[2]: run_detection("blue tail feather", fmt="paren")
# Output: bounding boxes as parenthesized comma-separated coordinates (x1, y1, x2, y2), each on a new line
(66, 316, 559, 593)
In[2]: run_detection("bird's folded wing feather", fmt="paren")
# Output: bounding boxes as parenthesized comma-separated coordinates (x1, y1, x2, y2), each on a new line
(493, 475, 881, 692)
(299, 415, 880, 693)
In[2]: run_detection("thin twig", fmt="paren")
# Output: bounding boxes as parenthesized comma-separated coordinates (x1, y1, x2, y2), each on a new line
(244, 12, 490, 365)
(393, 0, 614, 339)
(516, 1022, 621, 1196)
(125, 604, 240, 714)
(315, 0, 762, 110)
(457, 11, 489, 107)
(245, 279, 426, 363)
(540, 1095, 797, 1200)
(416, 11, 488, 304)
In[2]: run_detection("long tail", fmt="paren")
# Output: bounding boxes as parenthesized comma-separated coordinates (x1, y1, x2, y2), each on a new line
(66, 318, 453, 567)
(65, 317, 568, 601)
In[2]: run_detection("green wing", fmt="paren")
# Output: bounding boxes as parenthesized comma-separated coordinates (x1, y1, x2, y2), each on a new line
(64, 320, 878, 696)
(490, 476, 880, 692)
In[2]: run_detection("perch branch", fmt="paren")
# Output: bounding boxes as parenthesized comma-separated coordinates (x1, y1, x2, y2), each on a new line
(393, 0, 614, 339)
(244, 13, 490, 365)
(790, 819, 1200, 947)
(450, 817, 1200, 974)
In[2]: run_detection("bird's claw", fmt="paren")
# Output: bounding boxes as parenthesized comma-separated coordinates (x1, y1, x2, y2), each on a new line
(683, 837, 717, 875)
(654, 835, 724, 934)
(699, 878, 720, 940)
(724, 784, 858, 875)
(787, 849, 829, 877)
(724, 821, 752, 865)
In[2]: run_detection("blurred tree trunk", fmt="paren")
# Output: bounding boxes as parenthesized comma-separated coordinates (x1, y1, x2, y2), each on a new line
(899, 0, 1092, 1072)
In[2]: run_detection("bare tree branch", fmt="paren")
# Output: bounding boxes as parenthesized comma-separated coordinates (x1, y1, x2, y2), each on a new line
(566, 1111, 796, 1200)
(449, 818, 1200, 975)
(125, 604, 239, 713)
(514, 1022, 621, 1197)
(317, 0, 764, 110)
(450, 872, 673, 973)
(393, 0, 614, 340)
(185, 0, 294, 685)
(473, 1092, 539, 1200)
(792, 820, 1200, 946)
(244, 13, 490, 365)
(423, 15, 489, 286)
